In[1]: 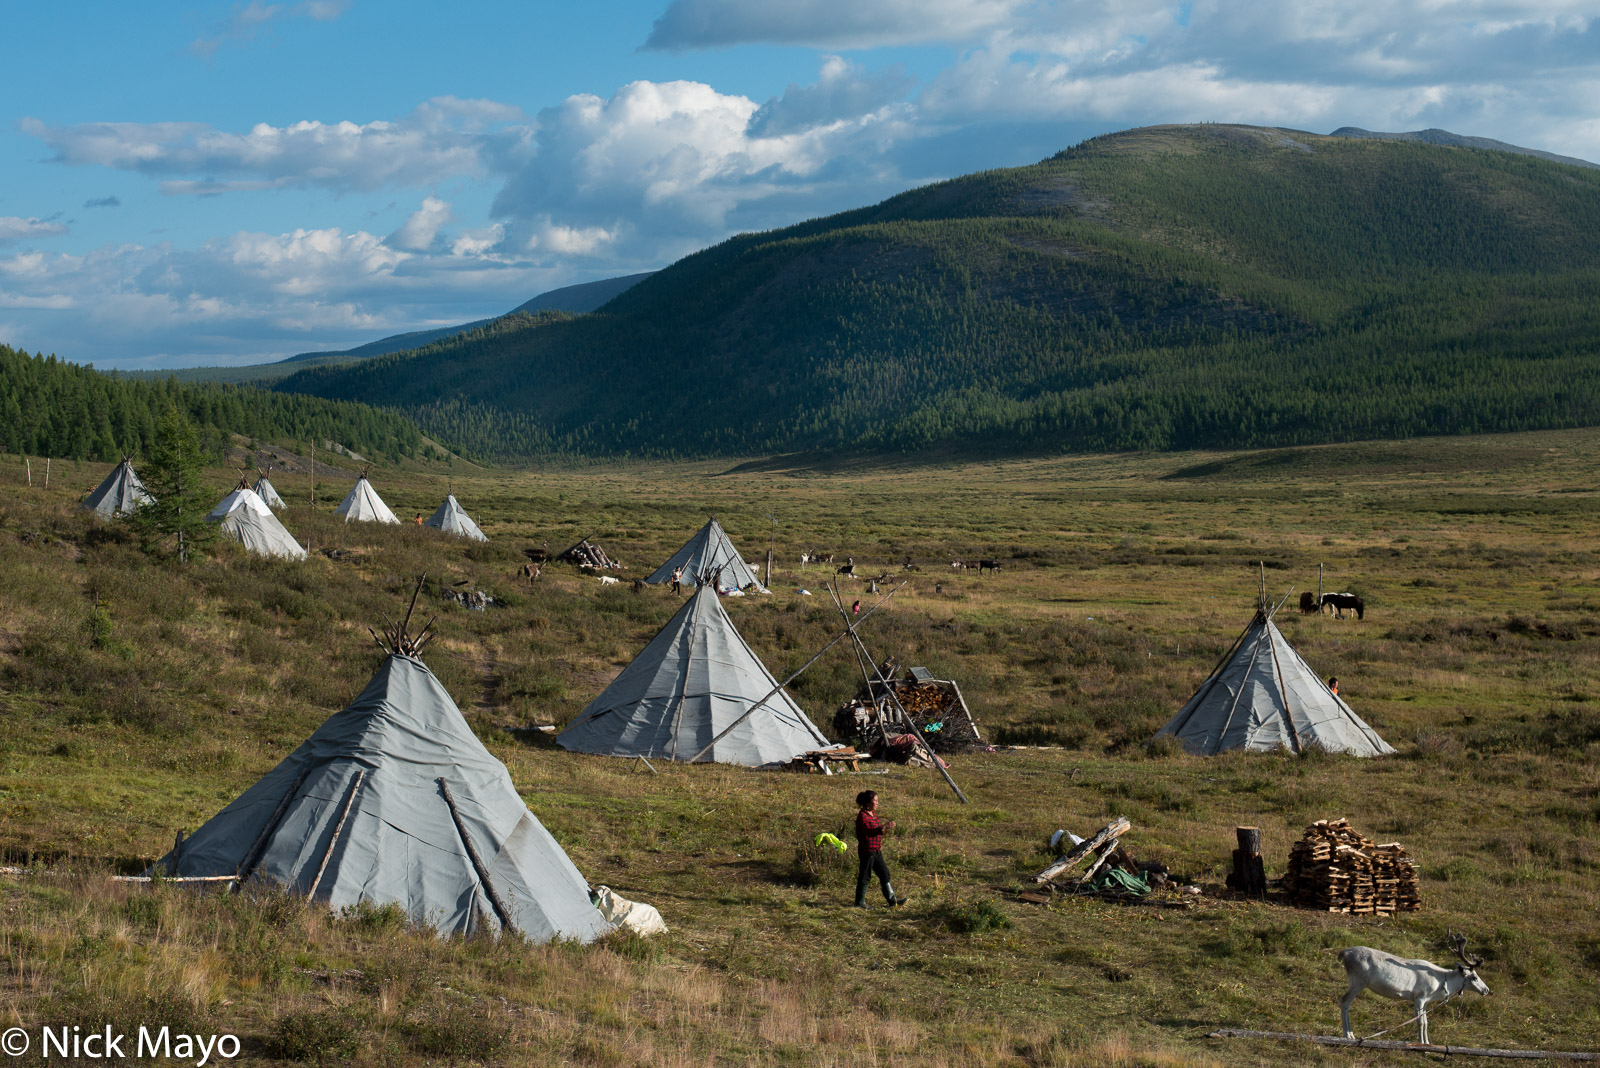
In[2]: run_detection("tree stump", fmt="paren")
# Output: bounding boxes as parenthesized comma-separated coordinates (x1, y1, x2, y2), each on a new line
(1227, 826, 1266, 897)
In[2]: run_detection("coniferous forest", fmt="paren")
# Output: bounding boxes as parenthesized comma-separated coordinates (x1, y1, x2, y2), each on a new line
(277, 125, 1600, 461)
(0, 345, 425, 462)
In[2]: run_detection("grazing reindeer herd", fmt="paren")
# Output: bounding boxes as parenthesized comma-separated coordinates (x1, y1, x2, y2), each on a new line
(796, 551, 1006, 577)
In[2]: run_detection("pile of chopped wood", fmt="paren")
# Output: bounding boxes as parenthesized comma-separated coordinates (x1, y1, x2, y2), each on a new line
(560, 537, 621, 570)
(782, 747, 868, 774)
(1281, 818, 1421, 914)
(834, 667, 983, 755)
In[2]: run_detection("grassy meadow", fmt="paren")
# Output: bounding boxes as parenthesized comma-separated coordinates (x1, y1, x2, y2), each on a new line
(1, 431, 1598, 1065)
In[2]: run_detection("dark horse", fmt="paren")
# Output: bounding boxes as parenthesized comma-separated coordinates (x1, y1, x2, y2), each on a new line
(1299, 591, 1319, 615)
(1321, 592, 1365, 620)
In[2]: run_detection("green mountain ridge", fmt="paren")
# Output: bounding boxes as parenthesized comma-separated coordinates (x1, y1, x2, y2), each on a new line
(276, 124, 1600, 460)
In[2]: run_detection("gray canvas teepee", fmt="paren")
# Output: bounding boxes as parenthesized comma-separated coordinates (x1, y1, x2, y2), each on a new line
(151, 644, 609, 942)
(208, 478, 306, 561)
(1153, 604, 1394, 757)
(254, 470, 287, 509)
(645, 518, 764, 591)
(425, 494, 486, 541)
(558, 584, 828, 765)
(82, 458, 153, 518)
(336, 473, 399, 524)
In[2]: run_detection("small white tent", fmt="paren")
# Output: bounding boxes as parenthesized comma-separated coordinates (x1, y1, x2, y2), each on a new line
(150, 647, 608, 942)
(82, 458, 153, 518)
(645, 518, 765, 591)
(254, 471, 287, 509)
(425, 494, 486, 541)
(208, 478, 307, 560)
(1152, 605, 1394, 757)
(558, 584, 830, 765)
(336, 473, 399, 524)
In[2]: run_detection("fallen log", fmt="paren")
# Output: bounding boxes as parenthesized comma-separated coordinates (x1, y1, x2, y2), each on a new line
(1206, 1029, 1600, 1061)
(1033, 817, 1130, 885)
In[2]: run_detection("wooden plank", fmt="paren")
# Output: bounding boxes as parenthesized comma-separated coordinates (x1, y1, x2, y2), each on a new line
(1206, 1029, 1600, 1061)
(1033, 817, 1131, 884)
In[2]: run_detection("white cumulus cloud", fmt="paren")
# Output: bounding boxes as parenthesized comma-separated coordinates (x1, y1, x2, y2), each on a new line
(21, 98, 530, 195)
(387, 196, 453, 251)
(0, 217, 69, 246)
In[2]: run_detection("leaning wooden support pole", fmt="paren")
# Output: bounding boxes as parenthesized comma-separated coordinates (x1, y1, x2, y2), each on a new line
(439, 778, 517, 936)
(685, 583, 905, 764)
(307, 769, 364, 900)
(234, 762, 316, 889)
(1206, 1029, 1600, 1061)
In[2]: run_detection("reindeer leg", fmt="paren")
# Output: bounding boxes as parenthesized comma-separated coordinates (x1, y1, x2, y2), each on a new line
(1416, 1001, 1428, 1045)
(1340, 988, 1357, 1039)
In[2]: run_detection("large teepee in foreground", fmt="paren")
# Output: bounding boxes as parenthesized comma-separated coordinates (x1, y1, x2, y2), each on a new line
(152, 615, 609, 942)
(425, 494, 486, 541)
(558, 584, 828, 765)
(207, 477, 306, 561)
(82, 458, 153, 518)
(336, 473, 399, 524)
(1152, 598, 1394, 757)
(645, 518, 764, 591)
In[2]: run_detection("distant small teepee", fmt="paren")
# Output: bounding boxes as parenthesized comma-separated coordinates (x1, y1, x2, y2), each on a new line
(335, 472, 399, 524)
(425, 494, 486, 541)
(254, 468, 287, 509)
(645, 518, 765, 591)
(82, 457, 153, 518)
(1152, 591, 1394, 757)
(208, 477, 306, 561)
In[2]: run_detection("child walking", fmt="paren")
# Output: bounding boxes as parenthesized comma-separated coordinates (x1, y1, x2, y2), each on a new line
(854, 790, 905, 907)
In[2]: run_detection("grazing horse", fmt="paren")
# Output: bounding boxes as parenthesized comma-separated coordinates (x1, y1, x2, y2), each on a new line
(950, 560, 967, 571)
(977, 559, 1002, 575)
(1300, 591, 1320, 615)
(1322, 593, 1365, 620)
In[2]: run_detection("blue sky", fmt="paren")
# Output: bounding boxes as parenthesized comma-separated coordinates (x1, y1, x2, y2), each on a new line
(4, 0, 1597, 369)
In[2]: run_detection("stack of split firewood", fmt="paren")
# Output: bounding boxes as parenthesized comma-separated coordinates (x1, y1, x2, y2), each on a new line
(561, 538, 621, 570)
(835, 669, 984, 755)
(783, 747, 868, 774)
(1281, 818, 1421, 914)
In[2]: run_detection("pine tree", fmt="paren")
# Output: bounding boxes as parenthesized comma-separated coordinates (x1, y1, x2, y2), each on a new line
(129, 406, 215, 563)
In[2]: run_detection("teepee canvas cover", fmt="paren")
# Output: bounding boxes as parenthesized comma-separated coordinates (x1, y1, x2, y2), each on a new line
(558, 584, 828, 765)
(1153, 609, 1394, 757)
(82, 458, 153, 518)
(254, 472, 287, 509)
(336, 473, 399, 524)
(208, 480, 306, 561)
(645, 518, 764, 591)
(426, 494, 486, 541)
(151, 653, 609, 942)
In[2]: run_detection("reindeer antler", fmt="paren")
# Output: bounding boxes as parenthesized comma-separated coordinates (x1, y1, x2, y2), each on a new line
(1447, 930, 1484, 969)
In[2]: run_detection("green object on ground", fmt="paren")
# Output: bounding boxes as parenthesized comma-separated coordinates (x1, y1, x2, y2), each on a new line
(1089, 869, 1151, 897)
(814, 832, 849, 853)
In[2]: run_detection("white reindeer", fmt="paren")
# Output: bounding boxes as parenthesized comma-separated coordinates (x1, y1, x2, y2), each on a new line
(1339, 932, 1489, 1044)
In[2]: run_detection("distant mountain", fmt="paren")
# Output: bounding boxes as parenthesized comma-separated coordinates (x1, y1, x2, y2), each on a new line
(280, 271, 656, 365)
(1329, 127, 1598, 170)
(506, 272, 656, 317)
(275, 123, 1600, 462)
(117, 272, 654, 386)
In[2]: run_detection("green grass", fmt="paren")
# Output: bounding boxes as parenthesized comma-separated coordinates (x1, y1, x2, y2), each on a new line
(1, 431, 1599, 1064)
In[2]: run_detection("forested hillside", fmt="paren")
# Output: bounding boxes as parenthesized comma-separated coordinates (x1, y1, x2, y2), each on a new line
(0, 345, 426, 462)
(279, 124, 1600, 460)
